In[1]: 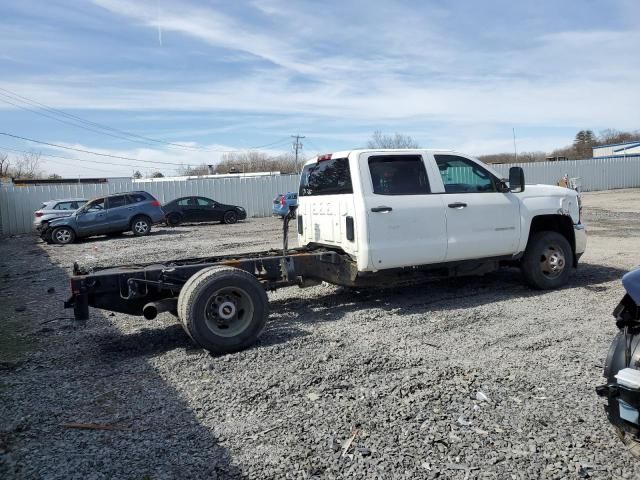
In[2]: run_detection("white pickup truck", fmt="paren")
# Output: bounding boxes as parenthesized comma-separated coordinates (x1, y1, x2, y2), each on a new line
(65, 148, 586, 353)
(297, 149, 586, 290)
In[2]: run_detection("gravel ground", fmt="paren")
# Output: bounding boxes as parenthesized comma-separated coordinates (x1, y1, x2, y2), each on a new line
(1, 189, 640, 479)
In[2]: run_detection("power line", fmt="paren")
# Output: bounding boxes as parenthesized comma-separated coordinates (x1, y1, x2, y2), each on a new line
(0, 132, 189, 167)
(0, 145, 178, 172)
(0, 86, 292, 153)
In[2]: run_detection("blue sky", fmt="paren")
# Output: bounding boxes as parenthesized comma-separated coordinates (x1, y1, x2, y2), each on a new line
(0, 0, 638, 177)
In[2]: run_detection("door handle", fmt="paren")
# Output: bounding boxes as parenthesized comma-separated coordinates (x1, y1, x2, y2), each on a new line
(371, 206, 392, 213)
(96, 213, 105, 217)
(448, 202, 467, 209)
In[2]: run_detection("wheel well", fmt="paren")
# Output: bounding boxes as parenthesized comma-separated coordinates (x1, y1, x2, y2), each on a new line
(528, 214, 576, 261)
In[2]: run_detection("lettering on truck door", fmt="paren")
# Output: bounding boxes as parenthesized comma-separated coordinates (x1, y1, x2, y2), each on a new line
(362, 153, 447, 270)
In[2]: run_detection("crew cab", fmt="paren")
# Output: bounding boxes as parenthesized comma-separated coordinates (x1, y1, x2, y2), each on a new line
(297, 149, 586, 290)
(64, 149, 586, 354)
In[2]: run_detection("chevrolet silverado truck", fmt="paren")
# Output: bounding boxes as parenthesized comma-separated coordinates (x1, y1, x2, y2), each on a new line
(64, 149, 586, 354)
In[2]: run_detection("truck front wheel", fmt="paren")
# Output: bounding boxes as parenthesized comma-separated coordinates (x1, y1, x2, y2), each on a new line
(521, 231, 573, 289)
(177, 266, 269, 354)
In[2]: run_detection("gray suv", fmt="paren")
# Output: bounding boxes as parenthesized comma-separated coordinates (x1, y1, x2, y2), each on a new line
(42, 191, 166, 244)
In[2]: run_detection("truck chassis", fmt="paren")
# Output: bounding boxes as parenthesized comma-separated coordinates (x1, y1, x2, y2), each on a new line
(65, 211, 519, 353)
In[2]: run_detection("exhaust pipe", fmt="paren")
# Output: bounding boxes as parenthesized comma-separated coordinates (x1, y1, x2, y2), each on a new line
(143, 298, 178, 320)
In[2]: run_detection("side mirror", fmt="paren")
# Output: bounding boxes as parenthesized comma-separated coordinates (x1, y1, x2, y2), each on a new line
(509, 166, 525, 193)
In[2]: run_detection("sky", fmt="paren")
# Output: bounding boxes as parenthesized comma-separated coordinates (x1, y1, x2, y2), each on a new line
(0, 0, 638, 178)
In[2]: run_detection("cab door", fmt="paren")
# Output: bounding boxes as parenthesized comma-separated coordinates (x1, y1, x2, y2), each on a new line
(76, 198, 108, 235)
(105, 195, 131, 232)
(431, 154, 520, 261)
(362, 153, 447, 270)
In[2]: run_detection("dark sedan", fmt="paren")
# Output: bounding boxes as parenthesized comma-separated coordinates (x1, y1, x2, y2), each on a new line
(163, 196, 247, 226)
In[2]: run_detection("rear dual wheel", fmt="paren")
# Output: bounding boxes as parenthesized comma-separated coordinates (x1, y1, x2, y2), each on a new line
(178, 266, 268, 354)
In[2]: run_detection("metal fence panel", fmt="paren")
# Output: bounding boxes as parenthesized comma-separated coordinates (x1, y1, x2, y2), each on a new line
(1, 156, 639, 235)
(490, 155, 640, 192)
(0, 175, 299, 235)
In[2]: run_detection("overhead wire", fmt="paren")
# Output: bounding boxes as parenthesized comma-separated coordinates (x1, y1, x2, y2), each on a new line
(0, 86, 292, 153)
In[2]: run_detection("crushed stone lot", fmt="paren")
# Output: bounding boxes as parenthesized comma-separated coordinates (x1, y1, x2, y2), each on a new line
(1, 189, 640, 479)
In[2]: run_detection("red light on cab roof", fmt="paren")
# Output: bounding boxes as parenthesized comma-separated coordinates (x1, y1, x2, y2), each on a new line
(317, 153, 333, 162)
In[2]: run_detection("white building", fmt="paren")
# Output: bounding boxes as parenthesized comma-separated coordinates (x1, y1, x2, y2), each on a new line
(593, 141, 640, 158)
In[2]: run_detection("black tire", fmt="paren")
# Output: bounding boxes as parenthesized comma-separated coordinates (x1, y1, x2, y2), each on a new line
(223, 210, 238, 224)
(521, 231, 573, 289)
(131, 216, 152, 236)
(167, 212, 182, 227)
(51, 226, 76, 245)
(177, 266, 268, 354)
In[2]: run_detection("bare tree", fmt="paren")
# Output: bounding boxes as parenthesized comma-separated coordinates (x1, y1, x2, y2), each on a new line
(215, 151, 297, 174)
(14, 151, 42, 179)
(179, 164, 210, 176)
(132, 170, 143, 179)
(0, 151, 10, 178)
(150, 171, 164, 178)
(366, 130, 419, 149)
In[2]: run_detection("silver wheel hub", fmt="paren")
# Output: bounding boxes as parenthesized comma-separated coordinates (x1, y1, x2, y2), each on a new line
(56, 229, 71, 242)
(218, 300, 236, 320)
(541, 245, 566, 278)
(204, 288, 254, 337)
(135, 221, 148, 233)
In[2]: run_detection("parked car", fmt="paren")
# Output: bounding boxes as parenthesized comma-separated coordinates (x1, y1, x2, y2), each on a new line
(272, 192, 298, 217)
(34, 198, 87, 232)
(163, 196, 247, 226)
(41, 191, 165, 244)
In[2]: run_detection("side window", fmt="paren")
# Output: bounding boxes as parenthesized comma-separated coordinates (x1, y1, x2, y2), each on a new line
(434, 155, 498, 193)
(177, 198, 192, 207)
(86, 198, 105, 211)
(368, 155, 431, 195)
(128, 193, 147, 203)
(107, 195, 129, 209)
(197, 198, 214, 207)
(53, 202, 72, 210)
(299, 157, 353, 196)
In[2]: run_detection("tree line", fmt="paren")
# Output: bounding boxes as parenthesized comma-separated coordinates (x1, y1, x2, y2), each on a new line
(2, 128, 638, 180)
(479, 129, 640, 164)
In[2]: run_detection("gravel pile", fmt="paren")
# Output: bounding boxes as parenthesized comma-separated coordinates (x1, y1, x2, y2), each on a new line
(2, 190, 640, 479)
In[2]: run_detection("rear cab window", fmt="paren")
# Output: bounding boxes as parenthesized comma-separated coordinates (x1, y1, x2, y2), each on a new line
(367, 155, 431, 195)
(299, 157, 353, 196)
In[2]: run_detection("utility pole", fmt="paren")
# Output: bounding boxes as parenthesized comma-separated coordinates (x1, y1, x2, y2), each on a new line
(292, 134, 305, 173)
(512, 128, 518, 163)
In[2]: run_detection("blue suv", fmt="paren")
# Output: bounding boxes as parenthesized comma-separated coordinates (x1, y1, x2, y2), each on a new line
(42, 191, 165, 244)
(272, 192, 298, 217)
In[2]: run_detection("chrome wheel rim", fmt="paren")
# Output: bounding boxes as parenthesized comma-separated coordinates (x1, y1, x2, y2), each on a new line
(134, 220, 149, 234)
(540, 244, 566, 278)
(204, 286, 254, 337)
(55, 229, 71, 243)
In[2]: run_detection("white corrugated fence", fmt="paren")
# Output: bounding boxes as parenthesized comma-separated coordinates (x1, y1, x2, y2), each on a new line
(0, 174, 299, 235)
(0, 155, 639, 236)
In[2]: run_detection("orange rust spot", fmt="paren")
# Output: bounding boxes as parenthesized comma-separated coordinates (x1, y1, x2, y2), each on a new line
(221, 260, 242, 268)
